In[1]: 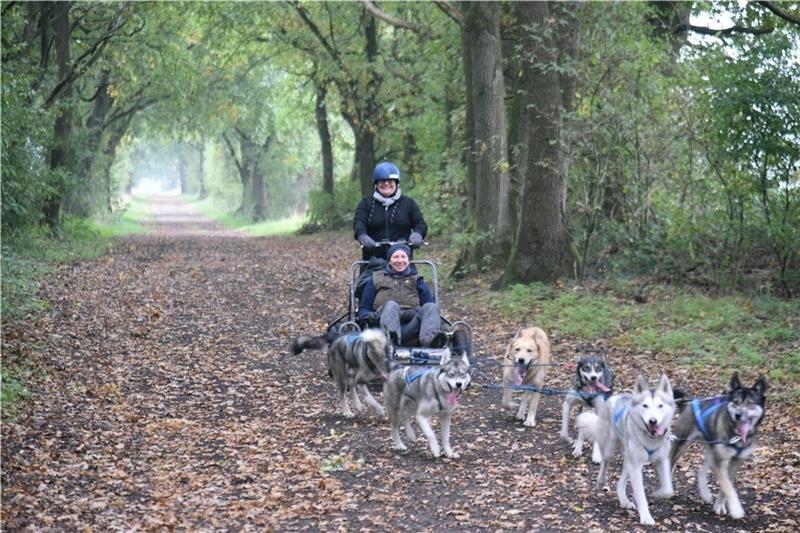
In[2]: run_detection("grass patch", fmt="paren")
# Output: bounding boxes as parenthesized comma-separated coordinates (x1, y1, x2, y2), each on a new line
(190, 196, 305, 236)
(490, 282, 800, 380)
(1, 369, 30, 422)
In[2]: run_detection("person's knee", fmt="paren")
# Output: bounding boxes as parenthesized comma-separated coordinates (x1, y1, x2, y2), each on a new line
(383, 300, 401, 312)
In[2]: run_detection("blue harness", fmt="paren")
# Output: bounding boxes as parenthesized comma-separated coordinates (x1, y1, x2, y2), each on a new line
(691, 397, 723, 442)
(405, 368, 433, 384)
(612, 398, 657, 460)
(691, 396, 747, 456)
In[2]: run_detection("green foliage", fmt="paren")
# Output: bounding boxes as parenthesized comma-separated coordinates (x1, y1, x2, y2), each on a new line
(190, 197, 305, 237)
(1, 209, 148, 321)
(0, 368, 30, 422)
(491, 281, 800, 376)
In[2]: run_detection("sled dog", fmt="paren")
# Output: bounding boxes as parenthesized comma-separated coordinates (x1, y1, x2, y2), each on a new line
(669, 372, 767, 519)
(560, 353, 615, 460)
(501, 327, 551, 427)
(577, 374, 676, 526)
(384, 348, 471, 458)
(292, 328, 392, 418)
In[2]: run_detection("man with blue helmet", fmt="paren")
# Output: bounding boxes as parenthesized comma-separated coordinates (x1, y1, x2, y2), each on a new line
(353, 161, 428, 261)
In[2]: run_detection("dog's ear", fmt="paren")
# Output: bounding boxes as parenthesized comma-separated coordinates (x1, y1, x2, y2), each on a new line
(439, 347, 451, 366)
(633, 374, 649, 395)
(728, 372, 742, 392)
(656, 374, 673, 398)
(753, 375, 768, 395)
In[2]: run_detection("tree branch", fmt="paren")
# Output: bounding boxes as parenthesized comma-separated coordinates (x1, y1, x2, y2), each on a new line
(757, 1, 800, 25)
(360, 0, 424, 33)
(434, 0, 463, 26)
(677, 23, 774, 36)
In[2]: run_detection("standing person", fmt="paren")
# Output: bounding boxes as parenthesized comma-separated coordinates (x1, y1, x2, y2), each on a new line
(358, 243, 446, 348)
(353, 161, 427, 261)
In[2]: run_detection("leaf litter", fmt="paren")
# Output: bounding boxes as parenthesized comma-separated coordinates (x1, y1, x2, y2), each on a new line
(2, 196, 798, 531)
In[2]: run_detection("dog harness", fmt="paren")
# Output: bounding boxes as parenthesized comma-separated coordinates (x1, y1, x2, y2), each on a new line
(402, 367, 446, 411)
(344, 334, 384, 379)
(690, 396, 748, 456)
(612, 398, 657, 460)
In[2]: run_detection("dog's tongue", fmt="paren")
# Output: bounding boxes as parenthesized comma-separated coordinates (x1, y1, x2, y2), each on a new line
(596, 381, 610, 393)
(447, 391, 460, 406)
(514, 365, 525, 385)
(655, 424, 666, 437)
(738, 421, 751, 444)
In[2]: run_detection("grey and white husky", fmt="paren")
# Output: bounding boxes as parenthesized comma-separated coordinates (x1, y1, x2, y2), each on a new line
(577, 374, 676, 526)
(384, 348, 471, 458)
(669, 372, 767, 519)
(560, 354, 614, 461)
(292, 329, 392, 418)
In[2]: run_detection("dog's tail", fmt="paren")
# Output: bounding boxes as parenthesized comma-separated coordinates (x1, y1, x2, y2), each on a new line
(576, 411, 601, 444)
(290, 331, 340, 355)
(450, 328, 472, 359)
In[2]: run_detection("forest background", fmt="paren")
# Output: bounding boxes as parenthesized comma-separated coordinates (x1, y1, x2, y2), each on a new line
(2, 1, 799, 409)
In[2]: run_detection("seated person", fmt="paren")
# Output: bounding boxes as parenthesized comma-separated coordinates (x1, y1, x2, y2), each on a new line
(357, 243, 447, 348)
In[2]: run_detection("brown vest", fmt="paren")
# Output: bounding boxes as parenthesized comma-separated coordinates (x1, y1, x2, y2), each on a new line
(372, 271, 421, 310)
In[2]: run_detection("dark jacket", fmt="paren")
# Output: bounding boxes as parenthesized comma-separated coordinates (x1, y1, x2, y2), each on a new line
(358, 265, 434, 320)
(353, 195, 427, 260)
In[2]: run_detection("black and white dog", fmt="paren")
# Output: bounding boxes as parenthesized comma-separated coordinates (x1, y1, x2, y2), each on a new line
(292, 329, 392, 418)
(560, 353, 614, 461)
(670, 372, 768, 519)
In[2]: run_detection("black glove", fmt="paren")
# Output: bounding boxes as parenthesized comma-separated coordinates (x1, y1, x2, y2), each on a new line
(357, 234, 377, 248)
(409, 232, 423, 247)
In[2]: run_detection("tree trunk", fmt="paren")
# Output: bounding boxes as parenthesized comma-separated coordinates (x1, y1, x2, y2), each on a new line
(222, 132, 251, 216)
(45, 1, 72, 230)
(502, 1, 579, 285)
(315, 84, 334, 196)
(196, 141, 207, 199)
(460, 1, 510, 256)
(101, 118, 131, 213)
(178, 150, 188, 194)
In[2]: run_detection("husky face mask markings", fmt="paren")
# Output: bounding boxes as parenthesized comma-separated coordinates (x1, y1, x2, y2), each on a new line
(384, 349, 471, 458)
(560, 354, 614, 461)
(670, 372, 768, 519)
(577, 374, 676, 526)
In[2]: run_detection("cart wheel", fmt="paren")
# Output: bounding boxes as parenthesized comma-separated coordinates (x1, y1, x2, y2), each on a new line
(338, 321, 361, 334)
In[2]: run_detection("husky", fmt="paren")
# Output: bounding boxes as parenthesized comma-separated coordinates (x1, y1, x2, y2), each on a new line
(292, 328, 392, 418)
(501, 327, 551, 427)
(384, 348, 471, 458)
(669, 372, 767, 519)
(560, 353, 614, 461)
(577, 374, 676, 526)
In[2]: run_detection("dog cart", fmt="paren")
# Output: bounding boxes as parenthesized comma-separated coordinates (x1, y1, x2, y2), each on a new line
(325, 243, 472, 365)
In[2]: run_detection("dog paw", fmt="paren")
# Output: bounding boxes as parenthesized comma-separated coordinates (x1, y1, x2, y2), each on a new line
(653, 489, 674, 500)
(444, 448, 460, 459)
(619, 500, 636, 510)
(559, 434, 572, 444)
(342, 410, 355, 418)
(639, 514, 655, 526)
(430, 447, 441, 458)
(713, 498, 727, 515)
(523, 418, 537, 428)
(571, 444, 583, 457)
(729, 504, 745, 520)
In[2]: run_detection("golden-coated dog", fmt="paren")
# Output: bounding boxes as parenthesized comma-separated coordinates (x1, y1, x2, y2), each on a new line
(501, 327, 552, 427)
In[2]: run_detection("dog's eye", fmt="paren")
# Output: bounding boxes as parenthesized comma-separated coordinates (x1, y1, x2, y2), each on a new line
(514, 347, 520, 351)
(642, 403, 649, 408)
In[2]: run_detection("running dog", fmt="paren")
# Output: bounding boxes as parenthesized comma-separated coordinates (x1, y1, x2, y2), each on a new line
(669, 372, 767, 519)
(577, 374, 676, 526)
(384, 348, 471, 458)
(291, 328, 392, 418)
(501, 327, 551, 427)
(560, 353, 614, 461)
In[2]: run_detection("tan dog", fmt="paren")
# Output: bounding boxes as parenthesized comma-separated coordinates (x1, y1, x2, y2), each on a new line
(501, 327, 552, 427)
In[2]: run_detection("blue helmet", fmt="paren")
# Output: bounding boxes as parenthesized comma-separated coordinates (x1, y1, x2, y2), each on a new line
(372, 161, 400, 183)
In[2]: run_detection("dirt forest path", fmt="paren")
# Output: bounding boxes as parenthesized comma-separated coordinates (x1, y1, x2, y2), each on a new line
(2, 195, 798, 531)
